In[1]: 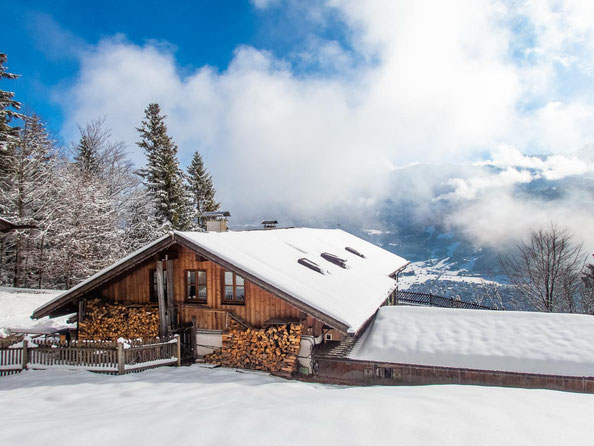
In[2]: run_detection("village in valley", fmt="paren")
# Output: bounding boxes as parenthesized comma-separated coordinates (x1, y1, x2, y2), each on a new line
(1, 2, 594, 445)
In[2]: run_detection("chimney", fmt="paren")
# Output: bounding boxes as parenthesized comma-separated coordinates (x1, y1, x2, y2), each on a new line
(203, 211, 231, 232)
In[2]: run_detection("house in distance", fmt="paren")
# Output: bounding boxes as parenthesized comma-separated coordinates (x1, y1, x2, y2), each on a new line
(33, 226, 409, 374)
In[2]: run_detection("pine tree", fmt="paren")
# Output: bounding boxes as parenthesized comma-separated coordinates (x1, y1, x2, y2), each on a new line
(187, 151, 220, 228)
(0, 53, 24, 151)
(74, 134, 101, 175)
(136, 103, 192, 230)
(582, 257, 594, 314)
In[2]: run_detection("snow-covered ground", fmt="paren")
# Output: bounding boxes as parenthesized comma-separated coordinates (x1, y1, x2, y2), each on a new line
(0, 286, 73, 337)
(0, 366, 592, 446)
(398, 259, 499, 290)
(350, 306, 594, 376)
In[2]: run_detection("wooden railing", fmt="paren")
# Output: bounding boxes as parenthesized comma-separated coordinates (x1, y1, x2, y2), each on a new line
(0, 336, 181, 377)
(392, 290, 497, 310)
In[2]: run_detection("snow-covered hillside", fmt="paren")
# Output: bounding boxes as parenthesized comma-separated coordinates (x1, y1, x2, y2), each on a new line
(0, 287, 72, 337)
(1, 366, 593, 446)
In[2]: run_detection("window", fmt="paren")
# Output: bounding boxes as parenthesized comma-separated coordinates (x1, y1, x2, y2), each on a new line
(187, 270, 207, 303)
(149, 269, 168, 303)
(221, 270, 245, 304)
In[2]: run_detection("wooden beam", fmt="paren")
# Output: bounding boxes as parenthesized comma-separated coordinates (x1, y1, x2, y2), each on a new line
(166, 258, 175, 332)
(156, 260, 167, 337)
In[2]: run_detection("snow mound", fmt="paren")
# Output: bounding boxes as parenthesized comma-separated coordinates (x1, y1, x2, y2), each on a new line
(349, 306, 594, 377)
(0, 366, 593, 446)
(0, 287, 73, 337)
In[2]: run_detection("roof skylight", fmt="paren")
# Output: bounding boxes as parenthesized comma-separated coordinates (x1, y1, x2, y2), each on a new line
(298, 258, 325, 274)
(321, 252, 347, 268)
(345, 246, 365, 258)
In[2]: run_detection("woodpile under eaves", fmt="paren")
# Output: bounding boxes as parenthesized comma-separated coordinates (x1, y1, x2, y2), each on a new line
(78, 299, 159, 341)
(204, 321, 302, 375)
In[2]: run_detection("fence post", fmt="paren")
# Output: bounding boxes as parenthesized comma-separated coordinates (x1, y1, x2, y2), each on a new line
(22, 339, 29, 371)
(175, 334, 181, 367)
(117, 342, 125, 375)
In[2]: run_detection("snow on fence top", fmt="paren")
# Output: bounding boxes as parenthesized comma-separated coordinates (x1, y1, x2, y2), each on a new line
(178, 228, 408, 333)
(349, 306, 594, 377)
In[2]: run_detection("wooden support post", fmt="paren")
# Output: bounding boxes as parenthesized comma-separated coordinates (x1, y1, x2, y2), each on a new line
(22, 339, 29, 371)
(166, 258, 175, 333)
(117, 342, 125, 375)
(156, 260, 167, 338)
(176, 335, 181, 367)
(191, 317, 197, 360)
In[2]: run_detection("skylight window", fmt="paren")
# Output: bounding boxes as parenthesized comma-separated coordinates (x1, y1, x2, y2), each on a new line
(298, 258, 325, 274)
(321, 252, 347, 268)
(345, 246, 365, 258)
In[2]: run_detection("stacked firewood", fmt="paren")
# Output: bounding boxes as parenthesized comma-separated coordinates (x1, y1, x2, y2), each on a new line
(204, 322, 302, 375)
(78, 299, 159, 341)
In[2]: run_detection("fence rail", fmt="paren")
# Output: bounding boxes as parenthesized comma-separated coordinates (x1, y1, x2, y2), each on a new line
(395, 290, 497, 310)
(0, 336, 180, 377)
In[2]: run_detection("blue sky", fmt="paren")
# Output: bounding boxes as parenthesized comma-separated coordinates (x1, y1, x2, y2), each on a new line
(2, 0, 594, 242)
(1, 0, 349, 138)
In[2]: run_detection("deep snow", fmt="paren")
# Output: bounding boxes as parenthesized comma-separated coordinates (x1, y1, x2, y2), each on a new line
(0, 287, 72, 337)
(0, 366, 592, 446)
(349, 306, 594, 376)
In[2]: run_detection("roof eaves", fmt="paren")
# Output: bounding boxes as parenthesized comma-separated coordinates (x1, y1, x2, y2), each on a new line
(32, 233, 176, 319)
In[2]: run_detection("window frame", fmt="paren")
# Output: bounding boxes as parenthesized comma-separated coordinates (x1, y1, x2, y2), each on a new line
(220, 270, 246, 305)
(185, 269, 208, 304)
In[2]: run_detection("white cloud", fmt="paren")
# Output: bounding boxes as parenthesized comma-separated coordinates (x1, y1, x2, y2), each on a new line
(59, 0, 594, 234)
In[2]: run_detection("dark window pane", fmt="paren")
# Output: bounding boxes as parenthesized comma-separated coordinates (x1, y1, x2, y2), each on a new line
(188, 271, 196, 285)
(198, 270, 207, 285)
(235, 286, 245, 301)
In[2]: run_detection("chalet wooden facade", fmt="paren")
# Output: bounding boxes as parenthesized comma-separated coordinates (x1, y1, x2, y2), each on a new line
(33, 228, 409, 373)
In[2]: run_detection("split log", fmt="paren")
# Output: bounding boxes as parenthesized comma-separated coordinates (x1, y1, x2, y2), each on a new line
(204, 323, 302, 376)
(78, 298, 160, 341)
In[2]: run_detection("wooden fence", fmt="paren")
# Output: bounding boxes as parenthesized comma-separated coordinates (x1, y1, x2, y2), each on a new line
(0, 335, 181, 377)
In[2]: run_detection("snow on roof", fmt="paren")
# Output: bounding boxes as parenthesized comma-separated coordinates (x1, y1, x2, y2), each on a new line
(349, 306, 594, 377)
(177, 228, 408, 333)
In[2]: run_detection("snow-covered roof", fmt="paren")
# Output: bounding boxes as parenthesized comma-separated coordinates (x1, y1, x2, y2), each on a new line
(33, 229, 408, 334)
(349, 306, 594, 377)
(178, 228, 408, 333)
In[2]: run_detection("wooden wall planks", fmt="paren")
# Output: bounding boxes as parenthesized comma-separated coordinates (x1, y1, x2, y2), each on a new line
(96, 243, 324, 335)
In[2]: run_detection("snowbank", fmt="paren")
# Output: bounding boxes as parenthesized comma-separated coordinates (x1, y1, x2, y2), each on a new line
(0, 287, 73, 337)
(349, 306, 594, 377)
(0, 366, 592, 446)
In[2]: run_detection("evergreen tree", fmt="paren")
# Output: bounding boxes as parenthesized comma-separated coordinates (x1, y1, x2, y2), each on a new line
(583, 256, 594, 314)
(136, 103, 192, 230)
(74, 133, 101, 175)
(187, 151, 220, 228)
(0, 53, 24, 151)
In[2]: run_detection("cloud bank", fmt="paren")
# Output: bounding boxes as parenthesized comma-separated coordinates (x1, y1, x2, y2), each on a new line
(56, 0, 594, 249)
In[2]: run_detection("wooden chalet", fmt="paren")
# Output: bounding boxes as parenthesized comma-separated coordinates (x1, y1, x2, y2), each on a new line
(33, 228, 409, 373)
